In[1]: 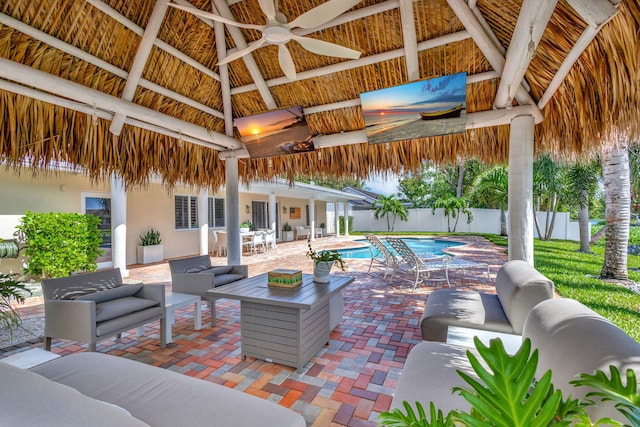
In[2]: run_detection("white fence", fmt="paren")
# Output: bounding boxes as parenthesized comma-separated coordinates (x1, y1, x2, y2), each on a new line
(350, 208, 584, 241)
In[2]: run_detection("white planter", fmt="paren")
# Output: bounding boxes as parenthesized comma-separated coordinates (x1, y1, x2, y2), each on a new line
(137, 244, 163, 264)
(282, 231, 294, 242)
(313, 260, 334, 283)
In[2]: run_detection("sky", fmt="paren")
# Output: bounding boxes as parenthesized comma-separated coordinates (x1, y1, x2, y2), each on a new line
(364, 172, 400, 196)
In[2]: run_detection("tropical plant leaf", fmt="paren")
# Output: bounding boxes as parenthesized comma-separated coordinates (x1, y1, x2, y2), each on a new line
(377, 401, 455, 427)
(571, 366, 640, 426)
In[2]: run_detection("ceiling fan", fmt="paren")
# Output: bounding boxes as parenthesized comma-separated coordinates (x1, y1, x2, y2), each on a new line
(169, 0, 363, 81)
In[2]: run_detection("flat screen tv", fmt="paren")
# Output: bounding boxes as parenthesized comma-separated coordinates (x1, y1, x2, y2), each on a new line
(234, 106, 314, 158)
(359, 72, 467, 144)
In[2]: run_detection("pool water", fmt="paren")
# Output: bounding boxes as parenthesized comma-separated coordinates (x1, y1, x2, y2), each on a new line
(335, 238, 464, 259)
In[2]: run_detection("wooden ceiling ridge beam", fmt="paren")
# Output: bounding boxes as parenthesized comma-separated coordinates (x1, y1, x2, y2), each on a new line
(446, 0, 543, 123)
(538, 0, 618, 109)
(0, 58, 241, 150)
(0, 78, 227, 150)
(230, 31, 471, 95)
(110, 0, 171, 136)
(84, 0, 219, 82)
(399, 0, 420, 81)
(0, 13, 223, 121)
(494, 0, 558, 109)
(218, 104, 538, 160)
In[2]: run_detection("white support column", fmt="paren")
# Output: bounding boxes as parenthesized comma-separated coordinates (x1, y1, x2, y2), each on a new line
(508, 115, 535, 265)
(198, 188, 209, 255)
(110, 174, 128, 277)
(226, 159, 241, 264)
(343, 202, 350, 237)
(309, 198, 316, 241)
(334, 202, 340, 237)
(268, 193, 276, 231)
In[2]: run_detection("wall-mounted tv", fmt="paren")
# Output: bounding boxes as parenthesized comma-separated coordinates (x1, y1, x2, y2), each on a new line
(234, 106, 314, 158)
(359, 72, 467, 145)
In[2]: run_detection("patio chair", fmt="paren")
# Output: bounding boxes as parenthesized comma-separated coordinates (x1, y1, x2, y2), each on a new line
(364, 234, 399, 279)
(215, 231, 227, 256)
(296, 226, 311, 240)
(386, 238, 445, 290)
(243, 231, 266, 255)
(264, 229, 277, 252)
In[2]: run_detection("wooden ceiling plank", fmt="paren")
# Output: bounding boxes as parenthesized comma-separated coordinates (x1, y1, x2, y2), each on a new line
(399, 0, 420, 81)
(446, 0, 543, 122)
(0, 13, 223, 119)
(494, 0, 558, 109)
(0, 58, 241, 149)
(110, 0, 171, 136)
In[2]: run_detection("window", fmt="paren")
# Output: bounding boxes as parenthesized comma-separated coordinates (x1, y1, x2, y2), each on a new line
(251, 201, 269, 229)
(175, 195, 198, 229)
(208, 197, 225, 227)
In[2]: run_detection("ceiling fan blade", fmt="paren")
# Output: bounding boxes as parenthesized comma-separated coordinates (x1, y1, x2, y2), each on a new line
(291, 35, 361, 60)
(168, 3, 264, 31)
(289, 0, 363, 29)
(217, 37, 267, 65)
(257, 0, 276, 21)
(278, 45, 297, 81)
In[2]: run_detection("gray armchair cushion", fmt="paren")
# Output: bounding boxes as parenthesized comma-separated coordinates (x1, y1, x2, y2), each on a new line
(95, 297, 159, 322)
(214, 273, 245, 287)
(169, 255, 212, 274)
(43, 269, 123, 300)
(76, 284, 143, 303)
(204, 265, 233, 275)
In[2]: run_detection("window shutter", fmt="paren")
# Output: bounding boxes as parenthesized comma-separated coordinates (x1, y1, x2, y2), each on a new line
(190, 196, 198, 228)
(214, 198, 225, 227)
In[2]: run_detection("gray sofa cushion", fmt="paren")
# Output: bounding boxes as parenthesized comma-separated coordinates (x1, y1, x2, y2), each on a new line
(96, 306, 164, 336)
(95, 297, 159, 322)
(205, 265, 233, 275)
(32, 353, 306, 427)
(1, 361, 148, 426)
(214, 273, 245, 286)
(169, 255, 212, 274)
(76, 284, 143, 303)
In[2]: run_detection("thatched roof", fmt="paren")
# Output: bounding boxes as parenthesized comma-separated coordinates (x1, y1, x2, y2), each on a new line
(0, 0, 638, 189)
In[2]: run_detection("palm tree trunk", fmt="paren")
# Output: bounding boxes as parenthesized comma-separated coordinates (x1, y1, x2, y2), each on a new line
(545, 194, 558, 240)
(590, 225, 607, 244)
(578, 203, 591, 253)
(500, 208, 507, 236)
(600, 142, 630, 280)
(533, 208, 543, 241)
(456, 163, 465, 198)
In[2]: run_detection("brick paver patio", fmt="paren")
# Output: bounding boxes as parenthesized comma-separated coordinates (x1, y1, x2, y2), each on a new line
(1, 235, 507, 426)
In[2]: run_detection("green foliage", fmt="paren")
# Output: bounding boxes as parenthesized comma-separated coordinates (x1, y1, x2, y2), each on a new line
(240, 220, 252, 230)
(139, 228, 162, 246)
(282, 222, 292, 232)
(592, 224, 640, 246)
(378, 337, 639, 427)
(306, 240, 345, 270)
(294, 174, 365, 190)
(572, 366, 640, 426)
(467, 166, 509, 210)
(339, 216, 354, 234)
(431, 197, 473, 232)
(0, 273, 30, 331)
(373, 195, 409, 232)
(17, 211, 102, 278)
(398, 167, 432, 208)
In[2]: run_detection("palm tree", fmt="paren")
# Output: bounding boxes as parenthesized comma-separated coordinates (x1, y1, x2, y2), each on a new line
(373, 195, 408, 232)
(600, 141, 630, 280)
(467, 165, 509, 235)
(431, 196, 473, 232)
(565, 160, 600, 253)
(533, 155, 566, 241)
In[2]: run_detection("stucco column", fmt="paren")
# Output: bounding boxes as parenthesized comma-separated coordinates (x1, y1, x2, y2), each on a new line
(334, 202, 340, 237)
(343, 202, 350, 237)
(198, 188, 208, 255)
(309, 198, 316, 241)
(268, 192, 276, 231)
(225, 158, 241, 265)
(508, 115, 535, 265)
(110, 174, 128, 277)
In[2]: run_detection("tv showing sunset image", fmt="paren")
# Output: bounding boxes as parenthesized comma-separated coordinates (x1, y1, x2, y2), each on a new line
(360, 72, 467, 144)
(234, 106, 314, 159)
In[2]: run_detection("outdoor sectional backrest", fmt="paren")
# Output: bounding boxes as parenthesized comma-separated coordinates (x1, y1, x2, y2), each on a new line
(168, 255, 212, 274)
(41, 268, 124, 300)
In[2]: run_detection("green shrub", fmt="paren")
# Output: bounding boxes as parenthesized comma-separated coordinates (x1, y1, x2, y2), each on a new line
(339, 215, 354, 234)
(17, 211, 102, 278)
(139, 228, 161, 246)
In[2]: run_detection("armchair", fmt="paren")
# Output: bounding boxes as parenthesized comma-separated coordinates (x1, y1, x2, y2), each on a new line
(41, 268, 166, 351)
(295, 226, 311, 240)
(168, 255, 248, 325)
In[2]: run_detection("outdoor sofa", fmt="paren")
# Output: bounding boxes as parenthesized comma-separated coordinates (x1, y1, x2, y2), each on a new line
(41, 268, 166, 351)
(420, 259, 554, 341)
(0, 351, 305, 426)
(168, 255, 248, 325)
(392, 297, 640, 421)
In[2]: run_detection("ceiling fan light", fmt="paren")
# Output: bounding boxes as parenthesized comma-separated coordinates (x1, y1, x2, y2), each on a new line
(264, 25, 291, 44)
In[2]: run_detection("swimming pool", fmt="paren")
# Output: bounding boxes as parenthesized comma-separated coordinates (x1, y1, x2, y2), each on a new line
(335, 237, 464, 259)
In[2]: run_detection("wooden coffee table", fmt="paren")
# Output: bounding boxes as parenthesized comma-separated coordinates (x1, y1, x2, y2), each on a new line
(207, 273, 353, 372)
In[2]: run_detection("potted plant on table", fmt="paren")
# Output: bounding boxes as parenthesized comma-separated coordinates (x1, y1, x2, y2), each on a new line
(136, 228, 163, 264)
(306, 240, 345, 283)
(282, 222, 294, 242)
(240, 220, 252, 233)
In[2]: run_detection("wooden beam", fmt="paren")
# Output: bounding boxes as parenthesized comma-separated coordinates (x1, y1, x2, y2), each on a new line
(0, 13, 223, 120)
(85, 0, 219, 81)
(446, 0, 543, 122)
(215, 15, 234, 136)
(110, 0, 171, 135)
(231, 31, 471, 95)
(494, 0, 558, 109)
(0, 58, 241, 149)
(0, 79, 227, 150)
(399, 0, 420, 81)
(566, 0, 618, 26)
